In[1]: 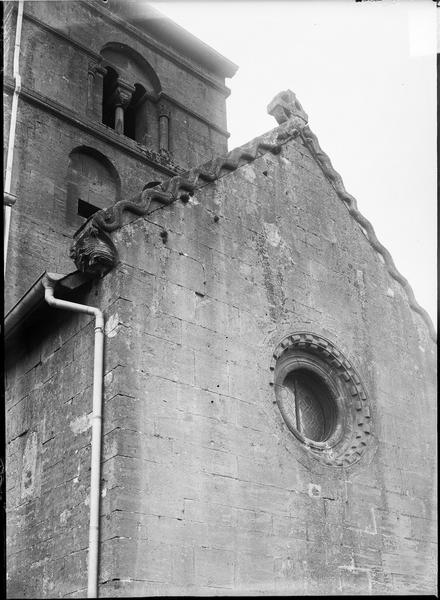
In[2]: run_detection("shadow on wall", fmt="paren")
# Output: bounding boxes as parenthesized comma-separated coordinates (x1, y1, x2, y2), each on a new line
(100, 42, 162, 146)
(66, 146, 121, 228)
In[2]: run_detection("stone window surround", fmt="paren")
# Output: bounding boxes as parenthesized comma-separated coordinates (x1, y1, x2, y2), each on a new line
(4, 77, 185, 177)
(97, 59, 171, 153)
(271, 332, 373, 467)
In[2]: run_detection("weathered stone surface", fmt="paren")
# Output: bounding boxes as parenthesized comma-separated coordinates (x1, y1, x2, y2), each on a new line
(93, 131, 435, 595)
(5, 1, 436, 597)
(4, 0, 230, 312)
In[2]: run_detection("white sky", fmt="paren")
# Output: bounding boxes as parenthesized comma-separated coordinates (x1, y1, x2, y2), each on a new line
(150, 0, 437, 328)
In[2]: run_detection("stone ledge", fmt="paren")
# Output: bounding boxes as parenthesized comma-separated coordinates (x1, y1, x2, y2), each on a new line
(4, 77, 185, 177)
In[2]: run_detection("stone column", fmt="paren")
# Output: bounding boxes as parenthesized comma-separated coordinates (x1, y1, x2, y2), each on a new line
(114, 105, 124, 135)
(110, 81, 135, 135)
(158, 102, 171, 153)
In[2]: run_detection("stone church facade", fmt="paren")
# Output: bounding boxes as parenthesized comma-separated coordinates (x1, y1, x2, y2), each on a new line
(4, 1, 436, 597)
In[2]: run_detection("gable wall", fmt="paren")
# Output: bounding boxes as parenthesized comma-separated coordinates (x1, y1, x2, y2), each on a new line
(93, 134, 436, 595)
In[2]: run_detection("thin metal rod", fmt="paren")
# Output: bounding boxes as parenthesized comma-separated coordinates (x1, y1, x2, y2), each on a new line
(293, 376, 301, 434)
(4, 0, 24, 273)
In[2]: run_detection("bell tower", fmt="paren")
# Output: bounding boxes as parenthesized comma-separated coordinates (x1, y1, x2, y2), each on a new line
(4, 0, 237, 310)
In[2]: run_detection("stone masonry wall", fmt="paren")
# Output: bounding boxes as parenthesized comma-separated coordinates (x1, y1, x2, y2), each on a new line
(96, 133, 436, 595)
(20, 1, 229, 155)
(6, 132, 436, 597)
(6, 292, 98, 598)
(4, 0, 230, 311)
(4, 100, 166, 311)
(5, 271, 145, 597)
(5, 2, 436, 595)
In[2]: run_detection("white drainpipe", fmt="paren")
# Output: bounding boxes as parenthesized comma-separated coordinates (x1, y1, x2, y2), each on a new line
(4, 0, 24, 273)
(43, 280, 104, 599)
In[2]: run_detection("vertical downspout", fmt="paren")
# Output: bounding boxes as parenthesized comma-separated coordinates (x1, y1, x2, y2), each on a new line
(43, 281, 104, 599)
(4, 0, 24, 273)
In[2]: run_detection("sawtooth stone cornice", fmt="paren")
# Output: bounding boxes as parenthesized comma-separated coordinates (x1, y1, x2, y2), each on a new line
(268, 90, 436, 343)
(69, 88, 435, 343)
(69, 121, 301, 276)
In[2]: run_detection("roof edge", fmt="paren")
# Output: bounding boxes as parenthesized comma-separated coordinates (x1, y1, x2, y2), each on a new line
(68, 88, 435, 344)
(93, 0, 238, 79)
(5, 271, 93, 344)
(267, 90, 436, 343)
(69, 115, 304, 277)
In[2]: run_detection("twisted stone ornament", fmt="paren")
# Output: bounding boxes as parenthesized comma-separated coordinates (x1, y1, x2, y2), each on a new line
(267, 90, 436, 343)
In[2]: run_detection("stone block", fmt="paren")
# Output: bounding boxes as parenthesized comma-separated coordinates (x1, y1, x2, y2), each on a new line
(236, 551, 274, 588)
(339, 569, 371, 595)
(5, 12, 437, 594)
(194, 350, 229, 395)
(194, 547, 235, 588)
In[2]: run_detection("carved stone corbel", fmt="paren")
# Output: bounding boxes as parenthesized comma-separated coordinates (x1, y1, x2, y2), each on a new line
(110, 80, 135, 108)
(70, 218, 118, 278)
(88, 60, 107, 80)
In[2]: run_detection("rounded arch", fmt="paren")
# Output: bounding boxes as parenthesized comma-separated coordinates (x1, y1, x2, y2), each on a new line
(100, 42, 161, 97)
(66, 146, 121, 225)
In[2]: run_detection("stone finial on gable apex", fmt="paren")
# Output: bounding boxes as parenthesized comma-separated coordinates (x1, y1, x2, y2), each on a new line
(267, 89, 308, 127)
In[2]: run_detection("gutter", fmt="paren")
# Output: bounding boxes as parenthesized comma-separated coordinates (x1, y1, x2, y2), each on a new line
(4, 0, 24, 273)
(42, 277, 104, 599)
(4, 270, 93, 342)
(5, 270, 104, 598)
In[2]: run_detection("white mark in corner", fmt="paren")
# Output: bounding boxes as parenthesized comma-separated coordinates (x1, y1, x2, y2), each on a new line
(104, 370, 114, 385)
(70, 413, 92, 434)
(264, 223, 281, 247)
(240, 164, 256, 182)
(105, 313, 120, 338)
(365, 507, 377, 535)
(386, 288, 394, 298)
(101, 487, 107, 498)
(59, 509, 71, 524)
(308, 483, 321, 498)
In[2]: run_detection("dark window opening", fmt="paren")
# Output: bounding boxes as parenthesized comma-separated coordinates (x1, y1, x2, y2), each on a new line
(102, 66, 119, 129)
(78, 199, 100, 219)
(280, 369, 336, 442)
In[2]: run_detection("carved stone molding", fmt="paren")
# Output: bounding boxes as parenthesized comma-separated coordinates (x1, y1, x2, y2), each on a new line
(88, 60, 107, 79)
(110, 80, 135, 108)
(3, 77, 184, 176)
(70, 220, 118, 278)
(70, 137, 288, 275)
(271, 332, 373, 468)
(158, 102, 171, 119)
(267, 89, 436, 343)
